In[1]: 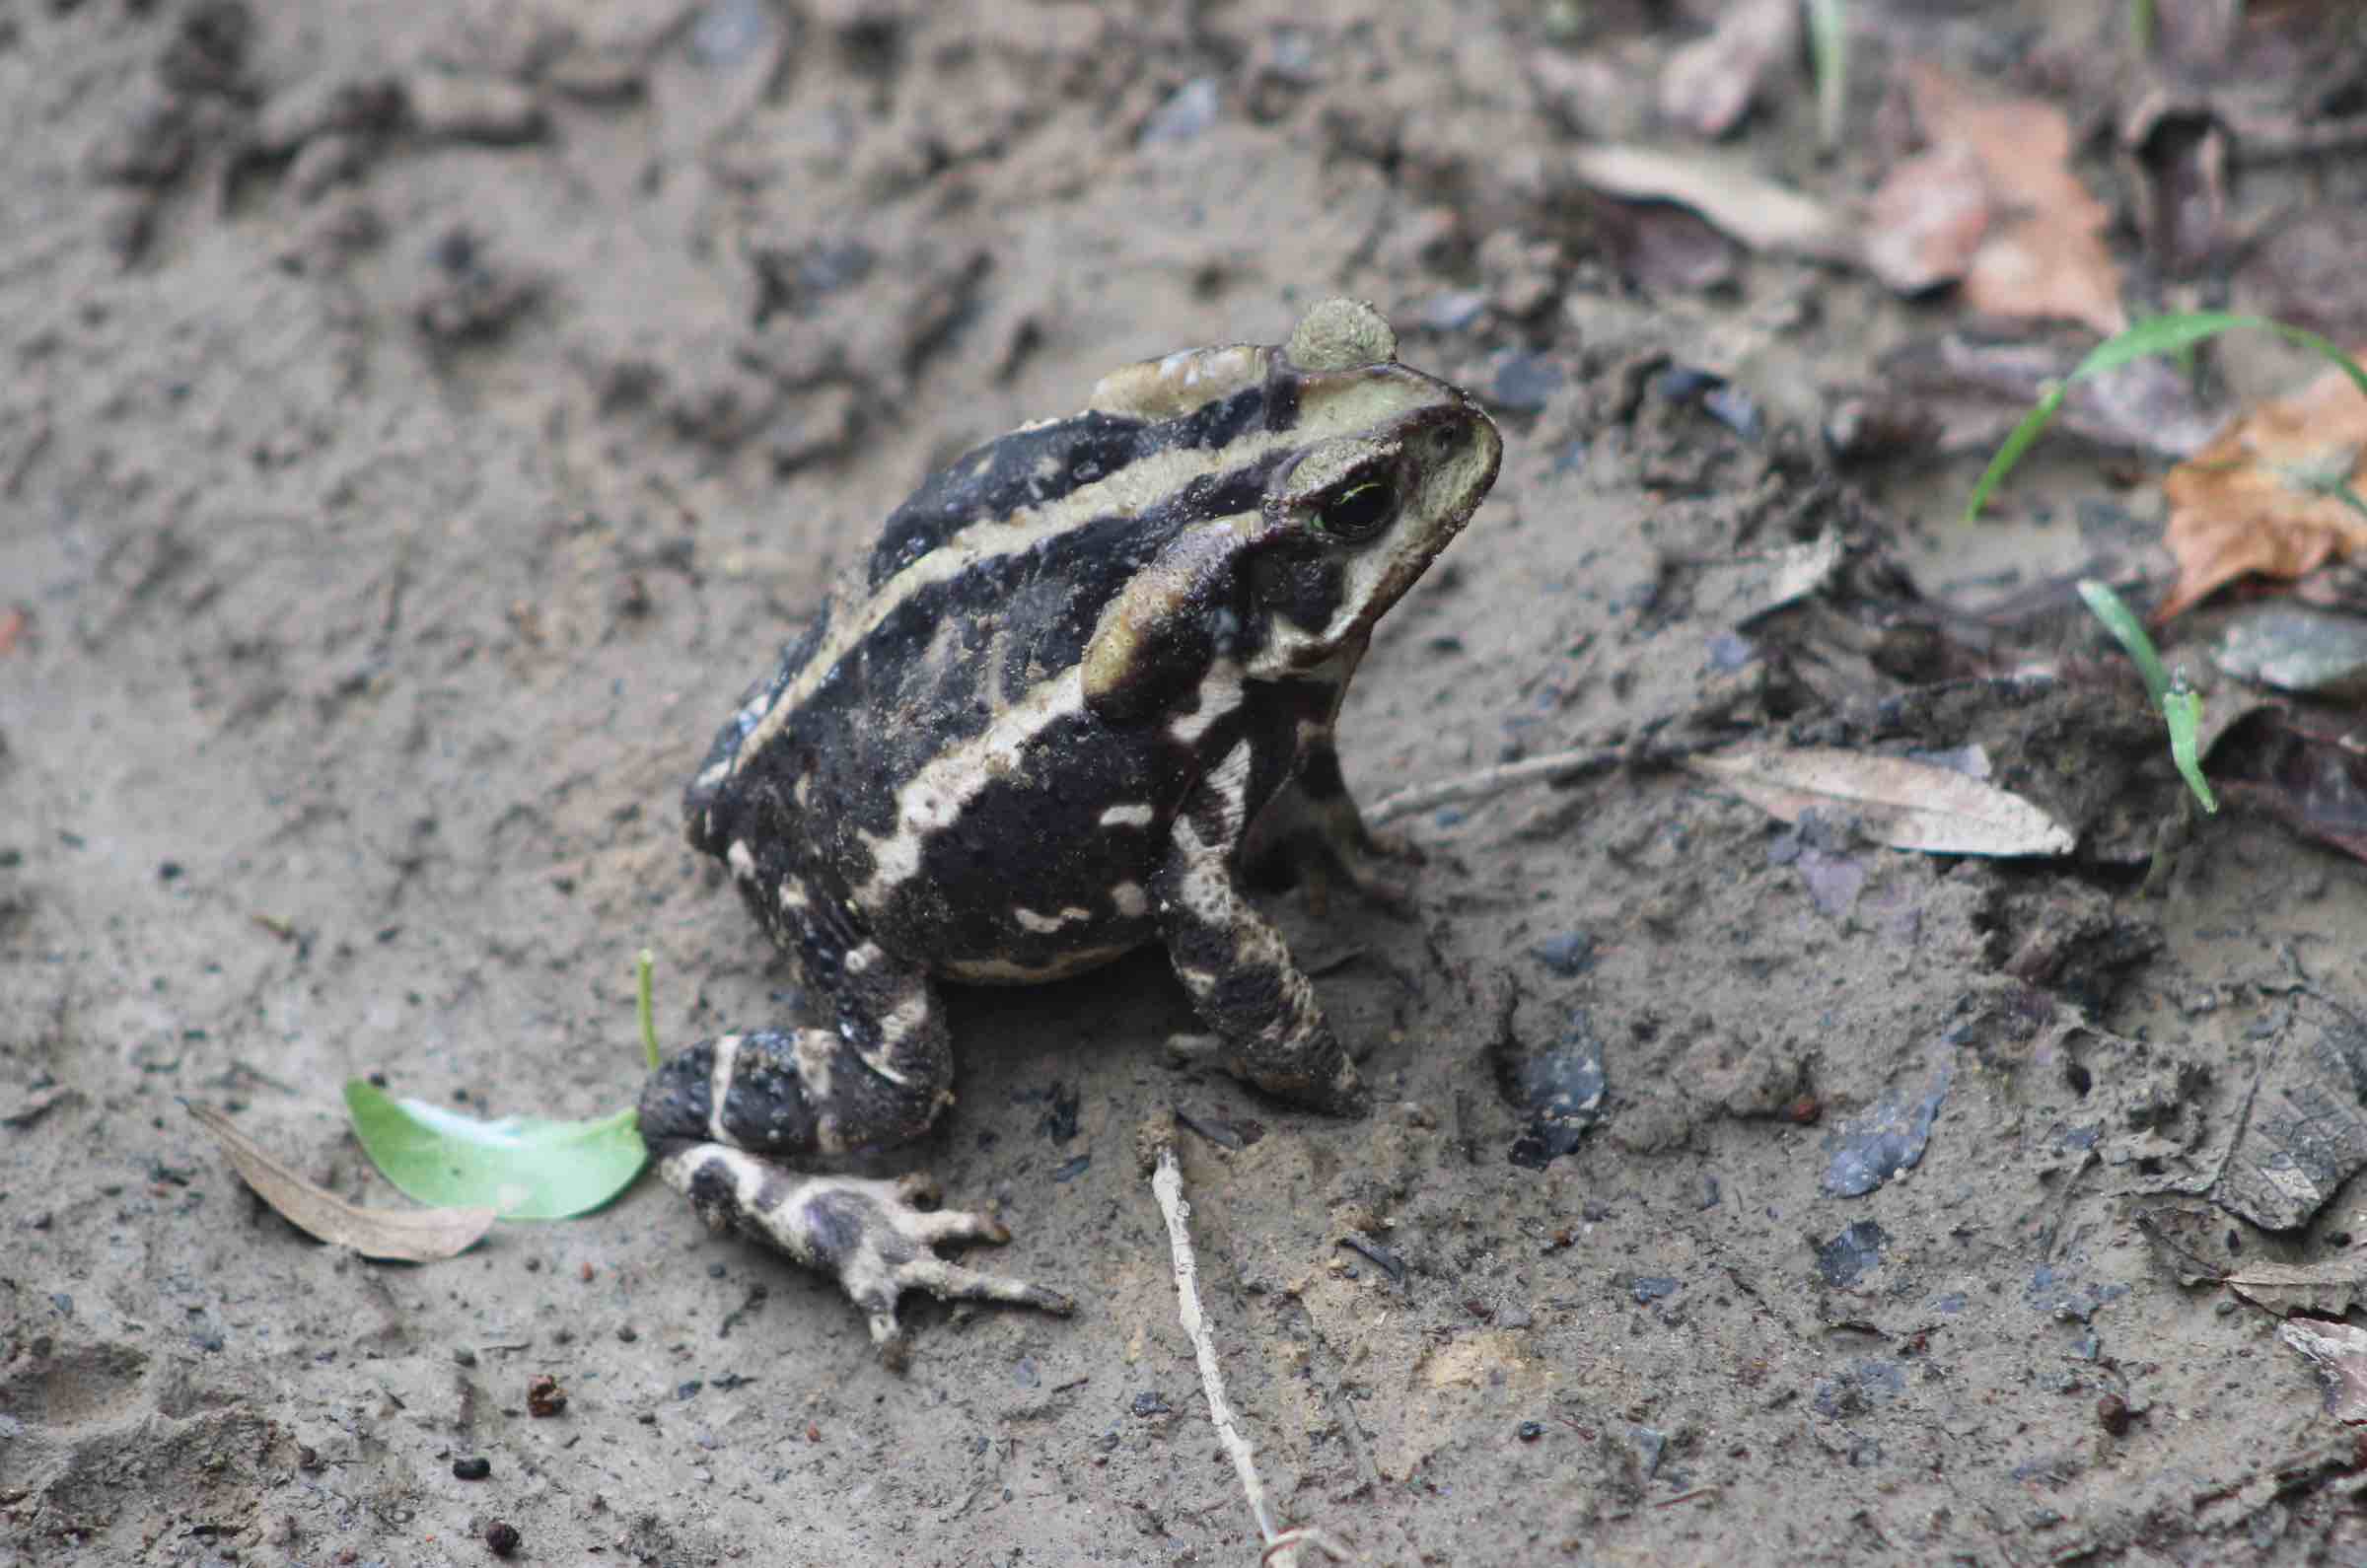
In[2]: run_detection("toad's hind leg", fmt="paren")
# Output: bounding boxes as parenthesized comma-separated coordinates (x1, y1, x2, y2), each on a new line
(637, 944, 1071, 1366)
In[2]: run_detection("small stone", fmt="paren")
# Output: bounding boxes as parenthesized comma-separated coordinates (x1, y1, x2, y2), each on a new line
(1139, 77, 1220, 147)
(485, 1519, 521, 1556)
(1416, 290, 1488, 332)
(527, 1374, 566, 1418)
(1528, 930, 1596, 976)
(1486, 351, 1565, 413)
(2096, 1392, 2132, 1437)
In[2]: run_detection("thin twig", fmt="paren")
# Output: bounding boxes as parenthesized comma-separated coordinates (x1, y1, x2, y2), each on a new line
(1366, 744, 1623, 826)
(1149, 1138, 1350, 1566)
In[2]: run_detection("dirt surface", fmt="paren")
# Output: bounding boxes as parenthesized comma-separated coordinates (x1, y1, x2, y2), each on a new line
(11, 2, 2367, 1564)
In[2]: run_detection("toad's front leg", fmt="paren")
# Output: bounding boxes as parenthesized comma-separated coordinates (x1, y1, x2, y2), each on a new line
(1154, 745, 1372, 1116)
(637, 938, 1071, 1366)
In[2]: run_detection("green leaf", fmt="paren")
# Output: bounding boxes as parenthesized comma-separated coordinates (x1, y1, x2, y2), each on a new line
(343, 1080, 648, 1221)
(2076, 579, 2219, 815)
(1964, 313, 2367, 520)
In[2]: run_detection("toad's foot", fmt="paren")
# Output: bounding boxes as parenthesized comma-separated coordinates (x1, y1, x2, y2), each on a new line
(1254, 780, 1424, 919)
(659, 1148, 1073, 1369)
(1296, 820, 1422, 919)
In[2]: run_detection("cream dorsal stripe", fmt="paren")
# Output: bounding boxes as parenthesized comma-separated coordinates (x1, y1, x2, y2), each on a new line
(712, 351, 1439, 787)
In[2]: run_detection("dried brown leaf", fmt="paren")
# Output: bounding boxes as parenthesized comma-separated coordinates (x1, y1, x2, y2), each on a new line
(2279, 1319, 2367, 1423)
(2158, 354, 2367, 619)
(1861, 143, 1989, 294)
(1899, 62, 2124, 335)
(1658, 0, 1800, 141)
(1564, 144, 1856, 263)
(190, 1102, 495, 1262)
(2228, 1258, 2367, 1318)
(1688, 746, 2078, 858)
(1580, 189, 1741, 294)
(2216, 711, 2367, 867)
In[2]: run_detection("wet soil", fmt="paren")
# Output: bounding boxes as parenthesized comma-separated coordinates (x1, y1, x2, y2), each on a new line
(8, 2, 2367, 1564)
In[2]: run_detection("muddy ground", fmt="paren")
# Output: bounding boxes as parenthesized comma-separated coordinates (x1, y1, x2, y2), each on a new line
(9, 1, 2367, 1563)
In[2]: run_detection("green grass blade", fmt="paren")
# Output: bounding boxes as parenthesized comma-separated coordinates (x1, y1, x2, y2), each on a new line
(1807, 0, 1847, 154)
(1965, 384, 2070, 524)
(344, 1080, 649, 1220)
(2076, 579, 2218, 814)
(637, 949, 661, 1072)
(2162, 685, 2217, 815)
(1964, 313, 2367, 520)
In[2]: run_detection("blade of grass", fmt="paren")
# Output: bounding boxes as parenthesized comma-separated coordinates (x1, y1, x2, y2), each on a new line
(1965, 313, 2367, 520)
(637, 949, 661, 1071)
(2077, 579, 2218, 813)
(1807, 0, 1847, 154)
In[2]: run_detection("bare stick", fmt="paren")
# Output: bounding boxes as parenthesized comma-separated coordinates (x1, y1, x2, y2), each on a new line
(1367, 745, 1622, 826)
(1149, 1138, 1349, 1566)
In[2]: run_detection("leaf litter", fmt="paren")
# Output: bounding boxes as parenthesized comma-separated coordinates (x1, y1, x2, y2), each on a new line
(2215, 710, 2367, 866)
(189, 1102, 494, 1262)
(1658, 0, 1799, 141)
(2280, 1320, 2367, 1425)
(2158, 349, 2367, 619)
(1688, 745, 2077, 858)
(1562, 143, 1856, 263)
(1865, 61, 2125, 335)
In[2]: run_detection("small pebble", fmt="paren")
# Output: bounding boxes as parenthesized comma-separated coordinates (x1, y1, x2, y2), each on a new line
(2096, 1393, 2132, 1437)
(485, 1519, 521, 1556)
(1528, 930, 1596, 977)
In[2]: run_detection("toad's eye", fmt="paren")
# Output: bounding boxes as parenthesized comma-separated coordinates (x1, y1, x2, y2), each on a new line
(1315, 478, 1395, 539)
